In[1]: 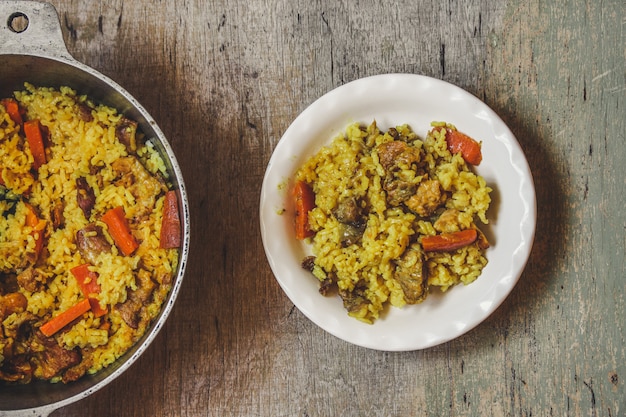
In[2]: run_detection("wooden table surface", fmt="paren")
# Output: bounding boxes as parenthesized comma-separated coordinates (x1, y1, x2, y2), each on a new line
(17, 0, 626, 415)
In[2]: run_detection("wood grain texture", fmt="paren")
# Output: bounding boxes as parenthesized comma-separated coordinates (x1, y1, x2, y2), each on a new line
(22, 0, 626, 415)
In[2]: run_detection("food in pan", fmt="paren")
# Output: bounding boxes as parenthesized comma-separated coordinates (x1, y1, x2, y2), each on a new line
(0, 84, 181, 383)
(293, 121, 491, 323)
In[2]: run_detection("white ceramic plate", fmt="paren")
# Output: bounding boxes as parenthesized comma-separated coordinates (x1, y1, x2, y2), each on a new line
(260, 73, 536, 351)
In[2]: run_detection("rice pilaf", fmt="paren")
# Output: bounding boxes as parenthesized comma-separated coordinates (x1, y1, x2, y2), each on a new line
(0, 84, 180, 383)
(295, 121, 491, 323)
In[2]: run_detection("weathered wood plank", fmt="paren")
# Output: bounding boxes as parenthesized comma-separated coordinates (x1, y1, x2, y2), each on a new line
(18, 0, 625, 415)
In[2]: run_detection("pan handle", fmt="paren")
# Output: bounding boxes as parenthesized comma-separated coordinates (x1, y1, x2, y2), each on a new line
(0, 0, 72, 60)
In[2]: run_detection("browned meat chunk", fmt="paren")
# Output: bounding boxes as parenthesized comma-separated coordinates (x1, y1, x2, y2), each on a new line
(333, 197, 361, 225)
(0, 355, 33, 383)
(383, 176, 416, 206)
(379, 140, 431, 210)
(301, 256, 316, 272)
(433, 208, 461, 233)
(115, 269, 155, 329)
(386, 126, 400, 140)
(476, 228, 490, 250)
(17, 266, 44, 292)
(394, 246, 427, 304)
(76, 102, 94, 122)
(332, 197, 366, 246)
(377, 140, 421, 171)
(301, 256, 338, 296)
(32, 331, 81, 380)
(0, 272, 19, 293)
(75, 224, 112, 264)
(405, 179, 444, 217)
(338, 282, 370, 315)
(51, 199, 65, 230)
(3, 310, 36, 339)
(318, 271, 338, 296)
(61, 356, 93, 383)
(115, 117, 138, 154)
(75, 177, 96, 219)
(378, 141, 406, 170)
(111, 156, 167, 217)
(397, 147, 421, 167)
(0, 292, 28, 322)
(339, 224, 364, 247)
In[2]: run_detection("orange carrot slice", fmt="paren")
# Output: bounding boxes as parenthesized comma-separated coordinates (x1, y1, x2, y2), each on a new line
(102, 206, 139, 256)
(24, 119, 47, 169)
(421, 229, 478, 252)
(70, 264, 108, 318)
(40, 298, 91, 337)
(1, 98, 23, 125)
(444, 128, 482, 165)
(160, 190, 181, 249)
(24, 202, 46, 260)
(293, 180, 315, 240)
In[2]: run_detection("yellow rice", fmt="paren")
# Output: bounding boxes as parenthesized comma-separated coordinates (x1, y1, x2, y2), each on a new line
(295, 121, 491, 323)
(0, 84, 178, 383)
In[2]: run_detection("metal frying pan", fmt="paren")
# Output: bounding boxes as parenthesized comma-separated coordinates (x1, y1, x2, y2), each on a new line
(0, 1, 189, 415)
